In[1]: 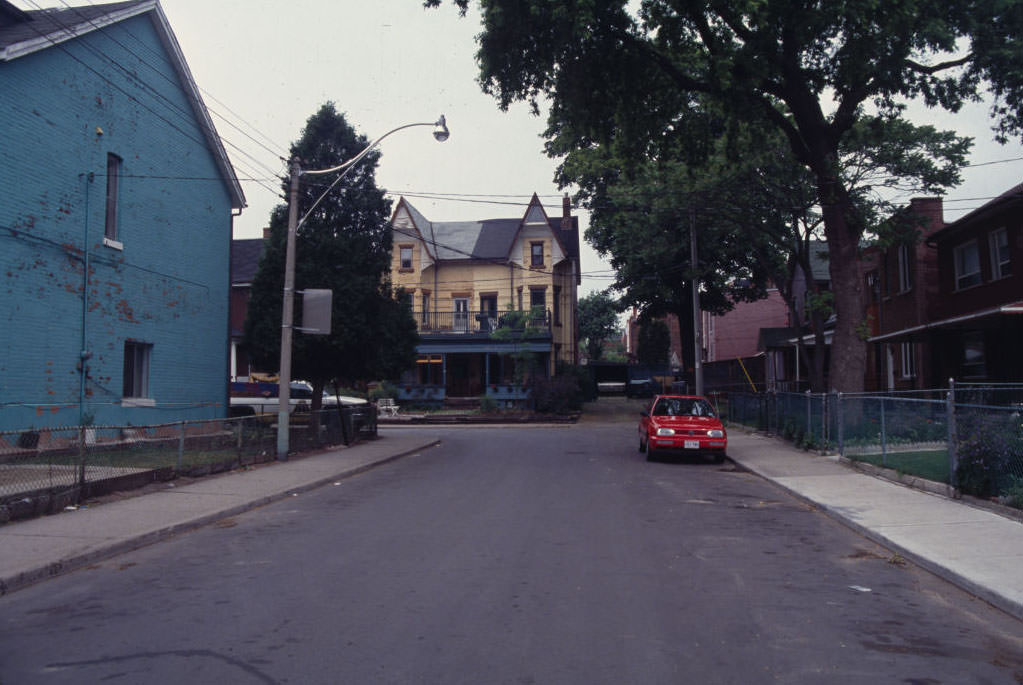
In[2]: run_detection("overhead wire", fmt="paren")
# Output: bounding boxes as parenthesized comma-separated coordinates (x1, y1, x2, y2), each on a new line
(17, 0, 286, 199)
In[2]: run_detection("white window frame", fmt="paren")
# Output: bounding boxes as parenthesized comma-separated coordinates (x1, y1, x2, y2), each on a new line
(530, 241, 544, 268)
(897, 244, 912, 293)
(962, 332, 987, 378)
(900, 342, 916, 379)
(123, 341, 153, 404)
(953, 240, 981, 290)
(989, 228, 1011, 280)
(399, 245, 413, 270)
(104, 153, 123, 248)
(453, 297, 469, 332)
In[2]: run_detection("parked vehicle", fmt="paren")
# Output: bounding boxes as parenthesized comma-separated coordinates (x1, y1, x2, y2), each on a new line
(638, 395, 727, 463)
(626, 378, 655, 398)
(229, 381, 365, 418)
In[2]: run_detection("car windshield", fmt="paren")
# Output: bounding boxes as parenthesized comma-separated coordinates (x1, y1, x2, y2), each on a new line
(651, 398, 716, 418)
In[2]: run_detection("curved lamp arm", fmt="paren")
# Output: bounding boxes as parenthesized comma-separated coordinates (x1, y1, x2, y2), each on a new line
(295, 115, 448, 230)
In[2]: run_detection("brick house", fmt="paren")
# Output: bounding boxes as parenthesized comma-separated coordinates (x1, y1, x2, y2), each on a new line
(627, 242, 830, 392)
(869, 187, 1023, 386)
(0, 0, 245, 430)
(860, 198, 944, 390)
(229, 237, 265, 382)
(389, 194, 580, 402)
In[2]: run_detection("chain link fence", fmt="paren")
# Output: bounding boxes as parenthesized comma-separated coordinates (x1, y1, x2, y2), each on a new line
(723, 384, 1023, 507)
(0, 405, 376, 521)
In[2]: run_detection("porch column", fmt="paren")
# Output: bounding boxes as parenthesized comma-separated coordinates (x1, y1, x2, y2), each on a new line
(485, 352, 491, 386)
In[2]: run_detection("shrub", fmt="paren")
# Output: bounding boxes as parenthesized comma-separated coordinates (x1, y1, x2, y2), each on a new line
(955, 412, 1023, 498)
(368, 381, 398, 401)
(529, 374, 583, 414)
(479, 395, 498, 414)
(555, 363, 597, 402)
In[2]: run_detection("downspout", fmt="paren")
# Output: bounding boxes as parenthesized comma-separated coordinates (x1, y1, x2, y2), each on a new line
(79, 172, 94, 426)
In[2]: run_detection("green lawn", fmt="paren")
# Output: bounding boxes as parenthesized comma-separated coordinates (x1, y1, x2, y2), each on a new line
(851, 448, 950, 484)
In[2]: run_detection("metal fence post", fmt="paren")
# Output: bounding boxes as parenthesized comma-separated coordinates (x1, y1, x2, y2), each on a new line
(947, 378, 958, 490)
(805, 390, 811, 444)
(837, 392, 844, 456)
(78, 425, 87, 500)
(879, 396, 888, 466)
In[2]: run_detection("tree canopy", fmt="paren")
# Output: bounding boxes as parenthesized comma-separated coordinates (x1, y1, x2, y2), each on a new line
(428, 0, 1022, 391)
(577, 291, 621, 361)
(243, 104, 418, 403)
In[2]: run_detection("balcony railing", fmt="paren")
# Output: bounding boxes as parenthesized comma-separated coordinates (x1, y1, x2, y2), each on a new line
(413, 308, 551, 336)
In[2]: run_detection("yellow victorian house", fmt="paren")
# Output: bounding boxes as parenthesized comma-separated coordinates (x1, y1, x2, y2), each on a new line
(389, 194, 580, 404)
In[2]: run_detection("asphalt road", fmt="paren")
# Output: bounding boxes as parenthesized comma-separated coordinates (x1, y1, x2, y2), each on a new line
(1, 401, 1021, 683)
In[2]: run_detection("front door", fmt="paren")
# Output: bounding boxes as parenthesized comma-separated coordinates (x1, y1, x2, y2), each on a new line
(454, 297, 469, 332)
(448, 355, 471, 396)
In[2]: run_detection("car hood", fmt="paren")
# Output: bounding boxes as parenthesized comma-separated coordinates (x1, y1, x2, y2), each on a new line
(650, 415, 724, 430)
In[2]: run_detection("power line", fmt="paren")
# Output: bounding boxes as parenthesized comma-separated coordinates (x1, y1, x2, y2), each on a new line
(17, 0, 283, 199)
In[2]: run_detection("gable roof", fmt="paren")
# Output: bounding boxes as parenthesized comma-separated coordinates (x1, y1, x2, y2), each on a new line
(231, 238, 265, 285)
(0, 0, 245, 210)
(929, 182, 1023, 244)
(393, 196, 580, 273)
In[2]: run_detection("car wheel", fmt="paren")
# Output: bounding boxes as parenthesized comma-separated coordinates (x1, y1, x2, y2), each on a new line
(646, 444, 658, 462)
(639, 436, 647, 453)
(713, 451, 726, 464)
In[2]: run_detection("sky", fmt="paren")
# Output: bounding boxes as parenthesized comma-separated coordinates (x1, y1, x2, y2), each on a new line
(14, 0, 1023, 300)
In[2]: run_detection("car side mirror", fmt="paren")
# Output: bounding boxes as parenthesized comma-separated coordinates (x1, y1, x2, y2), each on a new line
(640, 410, 649, 418)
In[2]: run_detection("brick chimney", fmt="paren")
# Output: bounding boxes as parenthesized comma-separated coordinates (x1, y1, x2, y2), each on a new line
(561, 193, 572, 231)
(263, 226, 272, 240)
(909, 197, 944, 238)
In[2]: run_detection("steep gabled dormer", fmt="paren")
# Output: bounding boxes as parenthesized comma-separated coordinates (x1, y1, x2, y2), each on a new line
(509, 193, 568, 270)
(390, 197, 437, 272)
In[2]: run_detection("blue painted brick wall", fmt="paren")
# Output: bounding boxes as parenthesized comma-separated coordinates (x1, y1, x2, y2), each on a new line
(0, 14, 233, 431)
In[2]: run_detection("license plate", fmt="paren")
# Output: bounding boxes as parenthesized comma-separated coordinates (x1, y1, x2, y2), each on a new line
(684, 440, 700, 449)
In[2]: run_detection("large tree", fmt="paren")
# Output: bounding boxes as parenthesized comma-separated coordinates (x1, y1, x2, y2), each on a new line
(577, 290, 622, 361)
(428, 0, 1023, 391)
(243, 104, 418, 406)
(568, 136, 772, 375)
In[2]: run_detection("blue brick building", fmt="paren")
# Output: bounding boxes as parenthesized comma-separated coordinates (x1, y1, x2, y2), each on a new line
(0, 1, 245, 431)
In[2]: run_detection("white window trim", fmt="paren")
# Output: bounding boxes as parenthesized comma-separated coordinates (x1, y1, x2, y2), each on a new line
(105, 152, 121, 242)
(121, 397, 155, 407)
(989, 227, 1010, 280)
(897, 244, 911, 293)
(953, 240, 981, 291)
(123, 341, 152, 400)
(399, 245, 414, 270)
(900, 342, 916, 379)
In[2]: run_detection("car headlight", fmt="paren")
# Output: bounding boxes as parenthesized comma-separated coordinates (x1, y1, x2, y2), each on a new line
(656, 427, 675, 436)
(707, 429, 724, 438)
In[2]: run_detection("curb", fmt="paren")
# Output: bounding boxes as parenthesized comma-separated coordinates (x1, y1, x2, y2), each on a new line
(0, 439, 439, 597)
(734, 454, 1023, 622)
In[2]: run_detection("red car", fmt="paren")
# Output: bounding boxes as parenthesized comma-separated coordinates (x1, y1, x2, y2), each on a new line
(638, 395, 728, 463)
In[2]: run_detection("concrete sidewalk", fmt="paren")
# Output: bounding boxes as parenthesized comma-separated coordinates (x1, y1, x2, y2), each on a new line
(727, 431, 1023, 621)
(1, 425, 1020, 623)
(0, 431, 439, 596)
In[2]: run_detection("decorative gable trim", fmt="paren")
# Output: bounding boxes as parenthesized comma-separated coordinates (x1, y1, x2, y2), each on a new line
(509, 193, 569, 265)
(390, 197, 436, 262)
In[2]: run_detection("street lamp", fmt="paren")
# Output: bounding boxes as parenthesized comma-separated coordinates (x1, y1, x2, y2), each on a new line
(276, 115, 449, 460)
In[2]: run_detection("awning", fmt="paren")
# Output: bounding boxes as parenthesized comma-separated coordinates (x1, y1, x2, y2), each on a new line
(869, 301, 1023, 343)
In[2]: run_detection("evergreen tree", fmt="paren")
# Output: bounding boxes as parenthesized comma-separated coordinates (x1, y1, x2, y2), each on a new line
(243, 104, 418, 406)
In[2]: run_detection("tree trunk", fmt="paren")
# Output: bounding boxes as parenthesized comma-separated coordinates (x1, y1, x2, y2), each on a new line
(818, 189, 867, 393)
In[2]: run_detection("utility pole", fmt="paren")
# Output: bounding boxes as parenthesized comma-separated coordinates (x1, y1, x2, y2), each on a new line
(276, 158, 301, 461)
(690, 207, 703, 396)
